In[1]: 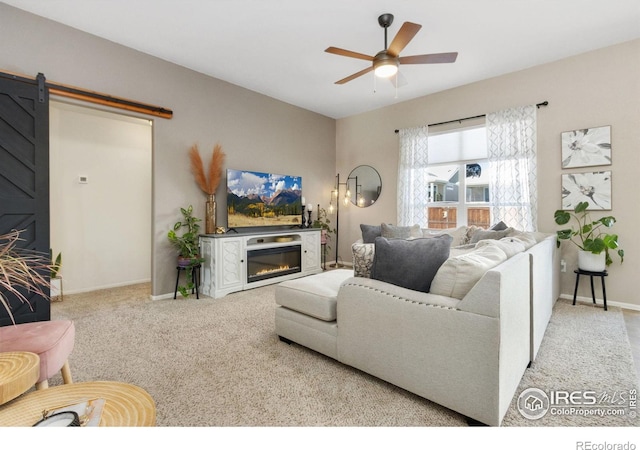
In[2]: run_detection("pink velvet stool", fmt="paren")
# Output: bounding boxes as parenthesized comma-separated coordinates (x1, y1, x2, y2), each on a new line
(0, 320, 75, 390)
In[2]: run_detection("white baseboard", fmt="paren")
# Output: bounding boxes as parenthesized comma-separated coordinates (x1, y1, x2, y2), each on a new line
(559, 293, 640, 312)
(151, 292, 179, 301)
(64, 278, 151, 296)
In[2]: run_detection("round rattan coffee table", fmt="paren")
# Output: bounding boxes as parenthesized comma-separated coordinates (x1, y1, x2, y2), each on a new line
(0, 352, 40, 405)
(0, 380, 156, 426)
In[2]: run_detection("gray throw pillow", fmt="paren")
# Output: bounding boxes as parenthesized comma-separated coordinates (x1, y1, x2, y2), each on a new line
(360, 224, 382, 243)
(370, 235, 452, 293)
(490, 221, 508, 231)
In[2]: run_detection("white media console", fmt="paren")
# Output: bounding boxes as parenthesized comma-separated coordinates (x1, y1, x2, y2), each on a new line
(199, 228, 322, 299)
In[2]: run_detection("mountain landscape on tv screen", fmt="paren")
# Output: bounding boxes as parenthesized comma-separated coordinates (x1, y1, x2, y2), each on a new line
(227, 169, 302, 228)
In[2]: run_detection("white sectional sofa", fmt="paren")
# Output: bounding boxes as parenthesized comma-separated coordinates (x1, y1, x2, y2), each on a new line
(274, 228, 559, 426)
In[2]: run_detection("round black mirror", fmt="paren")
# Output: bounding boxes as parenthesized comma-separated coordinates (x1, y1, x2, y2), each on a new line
(346, 165, 382, 208)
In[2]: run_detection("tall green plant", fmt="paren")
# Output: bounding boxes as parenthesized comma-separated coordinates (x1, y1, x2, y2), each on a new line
(167, 205, 202, 259)
(167, 206, 204, 297)
(50, 250, 62, 278)
(554, 201, 624, 266)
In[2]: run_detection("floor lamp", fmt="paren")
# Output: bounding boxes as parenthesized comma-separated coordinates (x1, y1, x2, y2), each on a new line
(328, 173, 357, 268)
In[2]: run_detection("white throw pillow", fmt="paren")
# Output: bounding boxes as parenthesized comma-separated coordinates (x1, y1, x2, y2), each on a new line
(422, 226, 468, 247)
(430, 243, 508, 300)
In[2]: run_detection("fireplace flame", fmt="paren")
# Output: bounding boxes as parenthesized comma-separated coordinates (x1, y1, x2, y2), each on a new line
(255, 265, 291, 276)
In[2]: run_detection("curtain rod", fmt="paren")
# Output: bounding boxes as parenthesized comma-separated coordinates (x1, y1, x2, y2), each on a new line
(394, 101, 548, 133)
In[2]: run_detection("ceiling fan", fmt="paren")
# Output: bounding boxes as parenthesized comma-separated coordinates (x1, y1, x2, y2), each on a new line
(325, 13, 458, 85)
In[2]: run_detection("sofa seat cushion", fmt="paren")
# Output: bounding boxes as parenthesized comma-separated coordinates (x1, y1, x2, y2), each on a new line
(430, 243, 508, 300)
(370, 235, 452, 293)
(275, 269, 353, 321)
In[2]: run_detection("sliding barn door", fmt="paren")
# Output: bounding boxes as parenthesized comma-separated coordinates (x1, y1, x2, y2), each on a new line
(0, 72, 50, 326)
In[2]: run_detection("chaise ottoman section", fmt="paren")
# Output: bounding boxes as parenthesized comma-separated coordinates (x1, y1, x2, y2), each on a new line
(275, 269, 353, 359)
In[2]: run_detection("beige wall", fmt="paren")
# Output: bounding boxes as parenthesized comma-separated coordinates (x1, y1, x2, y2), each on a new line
(336, 39, 640, 310)
(0, 4, 336, 297)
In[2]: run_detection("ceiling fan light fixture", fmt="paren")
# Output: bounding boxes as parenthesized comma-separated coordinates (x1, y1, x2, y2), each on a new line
(374, 60, 398, 78)
(373, 53, 399, 78)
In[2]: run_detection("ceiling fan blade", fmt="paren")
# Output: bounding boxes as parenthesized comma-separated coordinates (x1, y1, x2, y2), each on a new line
(335, 66, 374, 85)
(387, 22, 422, 57)
(325, 47, 374, 61)
(399, 52, 458, 64)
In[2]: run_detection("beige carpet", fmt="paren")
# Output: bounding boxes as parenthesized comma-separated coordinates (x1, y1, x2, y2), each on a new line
(48, 283, 639, 427)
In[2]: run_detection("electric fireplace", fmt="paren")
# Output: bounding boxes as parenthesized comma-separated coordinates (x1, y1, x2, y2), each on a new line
(246, 245, 302, 283)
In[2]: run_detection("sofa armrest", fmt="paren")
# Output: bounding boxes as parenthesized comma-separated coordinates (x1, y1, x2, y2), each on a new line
(457, 252, 529, 318)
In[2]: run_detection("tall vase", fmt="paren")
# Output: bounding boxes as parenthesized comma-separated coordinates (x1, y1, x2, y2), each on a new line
(205, 194, 216, 234)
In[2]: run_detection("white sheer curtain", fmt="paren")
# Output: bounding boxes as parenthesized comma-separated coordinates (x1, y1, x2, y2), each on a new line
(397, 126, 429, 226)
(486, 105, 538, 231)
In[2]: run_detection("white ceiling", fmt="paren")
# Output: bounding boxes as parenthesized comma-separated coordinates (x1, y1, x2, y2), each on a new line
(3, 0, 640, 119)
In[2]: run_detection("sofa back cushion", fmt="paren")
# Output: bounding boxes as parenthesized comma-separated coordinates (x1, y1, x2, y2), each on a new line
(476, 238, 525, 258)
(469, 227, 514, 244)
(370, 235, 452, 293)
(380, 223, 422, 240)
(430, 243, 508, 300)
(422, 226, 469, 247)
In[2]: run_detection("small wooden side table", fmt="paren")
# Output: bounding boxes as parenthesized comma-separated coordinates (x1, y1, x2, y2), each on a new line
(573, 269, 608, 311)
(0, 352, 40, 405)
(0, 380, 156, 426)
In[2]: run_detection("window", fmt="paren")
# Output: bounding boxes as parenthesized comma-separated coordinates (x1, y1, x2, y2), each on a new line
(398, 105, 537, 231)
(426, 126, 491, 229)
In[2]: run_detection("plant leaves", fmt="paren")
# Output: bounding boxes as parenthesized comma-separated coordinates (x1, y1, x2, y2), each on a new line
(599, 216, 616, 227)
(554, 210, 570, 225)
(584, 238, 605, 254)
(574, 201, 589, 214)
(603, 234, 619, 249)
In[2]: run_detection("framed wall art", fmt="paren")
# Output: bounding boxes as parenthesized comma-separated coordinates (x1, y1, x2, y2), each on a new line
(561, 171, 611, 210)
(561, 125, 611, 169)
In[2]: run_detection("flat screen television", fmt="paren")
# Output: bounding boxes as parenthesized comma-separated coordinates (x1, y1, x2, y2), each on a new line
(227, 169, 303, 228)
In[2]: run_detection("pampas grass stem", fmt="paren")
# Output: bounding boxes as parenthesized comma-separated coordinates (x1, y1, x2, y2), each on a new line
(189, 143, 226, 195)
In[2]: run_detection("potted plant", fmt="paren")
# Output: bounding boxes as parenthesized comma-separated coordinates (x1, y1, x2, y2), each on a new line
(50, 250, 63, 300)
(554, 201, 624, 271)
(0, 229, 52, 324)
(167, 205, 204, 297)
(312, 207, 336, 259)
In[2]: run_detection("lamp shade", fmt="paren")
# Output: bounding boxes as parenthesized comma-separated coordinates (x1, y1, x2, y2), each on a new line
(374, 61, 398, 78)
